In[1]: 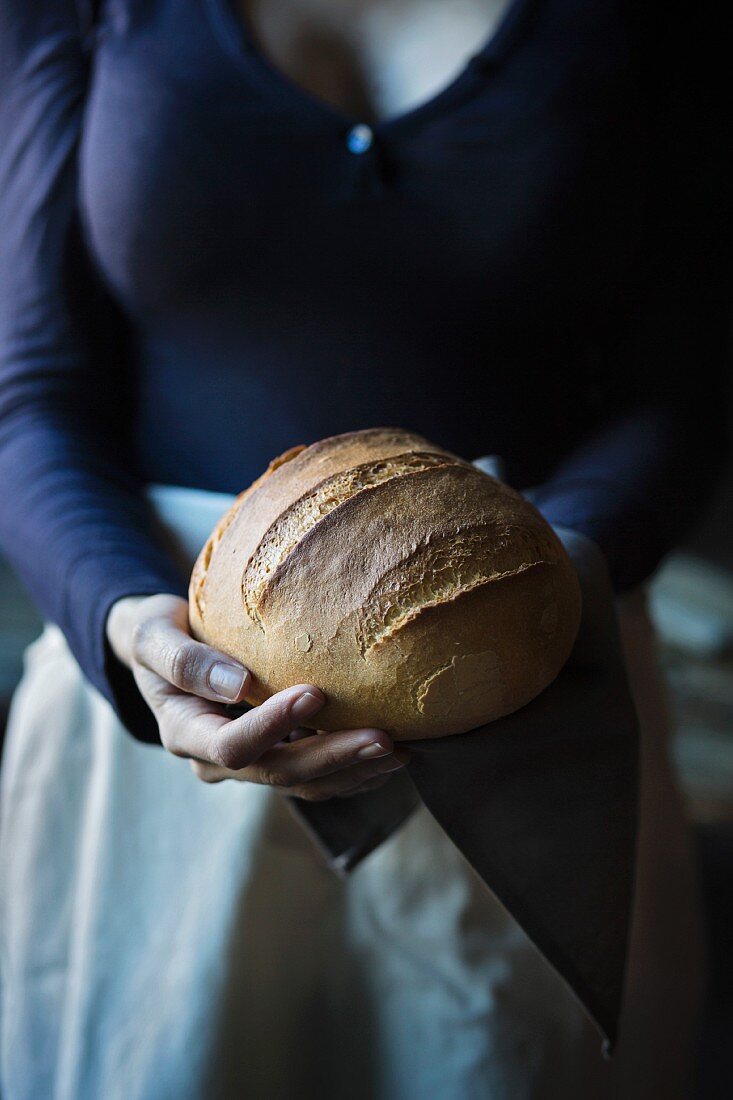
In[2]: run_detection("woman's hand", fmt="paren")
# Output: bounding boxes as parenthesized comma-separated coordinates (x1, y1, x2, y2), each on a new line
(106, 593, 409, 799)
(551, 525, 624, 670)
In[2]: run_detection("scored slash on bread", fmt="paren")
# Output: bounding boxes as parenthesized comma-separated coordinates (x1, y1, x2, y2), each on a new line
(243, 451, 456, 627)
(189, 428, 581, 739)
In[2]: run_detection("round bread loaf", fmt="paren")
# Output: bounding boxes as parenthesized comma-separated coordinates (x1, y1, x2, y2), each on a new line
(189, 428, 582, 740)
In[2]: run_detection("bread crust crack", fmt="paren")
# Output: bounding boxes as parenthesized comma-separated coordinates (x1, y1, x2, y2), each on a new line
(243, 451, 466, 626)
(358, 529, 557, 656)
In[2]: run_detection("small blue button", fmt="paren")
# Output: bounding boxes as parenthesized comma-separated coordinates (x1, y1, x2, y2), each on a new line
(346, 123, 374, 155)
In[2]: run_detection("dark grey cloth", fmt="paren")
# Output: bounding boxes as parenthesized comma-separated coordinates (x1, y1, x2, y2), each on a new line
(288, 771, 421, 874)
(293, 526, 639, 1053)
(406, 667, 638, 1053)
(293, 702, 638, 1051)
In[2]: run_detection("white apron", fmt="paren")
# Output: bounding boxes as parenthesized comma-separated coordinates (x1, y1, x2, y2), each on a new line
(0, 486, 704, 1100)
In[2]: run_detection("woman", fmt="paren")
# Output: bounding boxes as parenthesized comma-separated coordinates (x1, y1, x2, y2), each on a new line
(0, 0, 729, 1097)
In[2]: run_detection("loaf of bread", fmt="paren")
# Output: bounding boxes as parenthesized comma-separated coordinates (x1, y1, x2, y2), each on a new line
(189, 428, 582, 740)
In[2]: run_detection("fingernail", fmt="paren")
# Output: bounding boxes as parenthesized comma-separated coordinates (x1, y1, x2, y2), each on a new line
(379, 756, 409, 772)
(290, 690, 324, 721)
(208, 662, 247, 700)
(356, 740, 392, 760)
(377, 748, 411, 772)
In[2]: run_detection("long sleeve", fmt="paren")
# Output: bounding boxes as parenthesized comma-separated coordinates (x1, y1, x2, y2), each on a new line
(528, 0, 732, 592)
(0, 0, 187, 742)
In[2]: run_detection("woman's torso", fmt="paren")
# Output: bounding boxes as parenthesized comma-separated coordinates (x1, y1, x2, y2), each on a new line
(80, 0, 650, 493)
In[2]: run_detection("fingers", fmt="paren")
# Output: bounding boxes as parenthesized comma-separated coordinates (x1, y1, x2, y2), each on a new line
(190, 725, 394, 782)
(209, 685, 327, 769)
(135, 663, 327, 768)
(191, 741, 411, 800)
(254, 725, 397, 786)
(131, 600, 251, 704)
(289, 749, 411, 801)
(128, 596, 412, 797)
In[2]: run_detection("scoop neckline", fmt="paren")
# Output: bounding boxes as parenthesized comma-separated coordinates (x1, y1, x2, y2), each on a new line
(203, 0, 538, 137)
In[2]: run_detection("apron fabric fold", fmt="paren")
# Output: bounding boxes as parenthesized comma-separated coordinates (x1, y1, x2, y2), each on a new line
(0, 484, 704, 1099)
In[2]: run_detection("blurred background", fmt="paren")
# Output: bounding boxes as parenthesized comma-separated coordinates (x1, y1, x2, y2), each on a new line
(1, 396, 731, 1096)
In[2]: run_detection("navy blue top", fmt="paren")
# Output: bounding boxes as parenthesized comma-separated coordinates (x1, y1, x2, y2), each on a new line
(0, 0, 730, 742)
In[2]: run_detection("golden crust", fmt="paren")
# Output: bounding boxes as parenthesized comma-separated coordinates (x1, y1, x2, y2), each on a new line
(188, 428, 581, 739)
